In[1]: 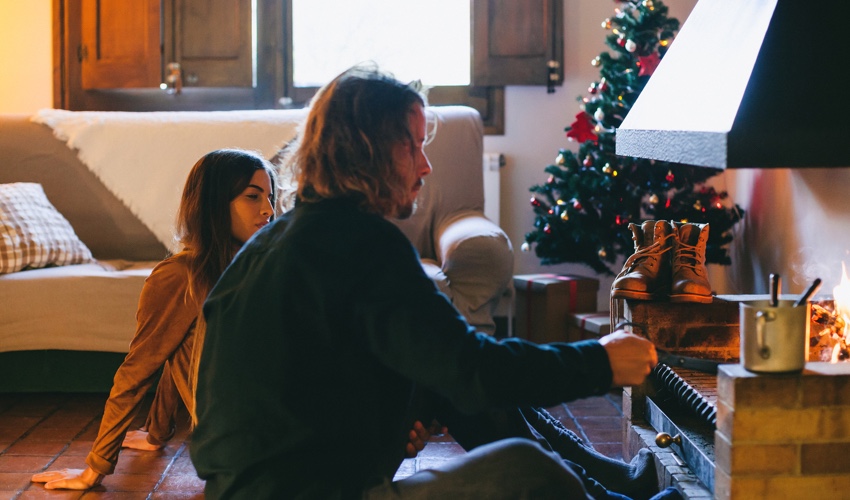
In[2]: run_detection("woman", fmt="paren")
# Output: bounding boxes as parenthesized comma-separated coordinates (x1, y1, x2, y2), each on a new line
(31, 148, 278, 490)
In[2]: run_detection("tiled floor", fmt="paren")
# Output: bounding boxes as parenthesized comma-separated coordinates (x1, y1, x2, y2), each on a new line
(0, 391, 627, 499)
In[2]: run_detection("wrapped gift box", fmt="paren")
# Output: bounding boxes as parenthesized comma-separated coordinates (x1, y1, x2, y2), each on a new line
(567, 311, 612, 341)
(514, 274, 598, 343)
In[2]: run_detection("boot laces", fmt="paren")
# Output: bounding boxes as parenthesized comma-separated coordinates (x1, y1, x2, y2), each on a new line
(674, 240, 705, 275)
(622, 232, 674, 271)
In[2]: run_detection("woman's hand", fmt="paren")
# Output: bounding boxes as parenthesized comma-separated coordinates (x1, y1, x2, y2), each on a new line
(122, 429, 163, 451)
(405, 419, 448, 458)
(31, 466, 103, 490)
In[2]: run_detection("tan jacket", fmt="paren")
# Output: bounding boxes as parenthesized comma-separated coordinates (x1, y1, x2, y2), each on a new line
(86, 251, 202, 475)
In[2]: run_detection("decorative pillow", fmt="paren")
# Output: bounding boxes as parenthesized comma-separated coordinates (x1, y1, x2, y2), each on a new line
(0, 182, 94, 274)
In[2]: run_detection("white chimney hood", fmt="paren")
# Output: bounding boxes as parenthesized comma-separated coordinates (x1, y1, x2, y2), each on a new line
(616, 0, 850, 169)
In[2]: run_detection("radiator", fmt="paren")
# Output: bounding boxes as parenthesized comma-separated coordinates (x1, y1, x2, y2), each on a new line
(482, 153, 505, 225)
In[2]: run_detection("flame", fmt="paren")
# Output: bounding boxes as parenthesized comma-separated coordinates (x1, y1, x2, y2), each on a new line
(834, 262, 850, 330)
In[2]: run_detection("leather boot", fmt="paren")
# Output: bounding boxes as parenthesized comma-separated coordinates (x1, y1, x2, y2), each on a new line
(611, 220, 674, 300)
(670, 221, 713, 303)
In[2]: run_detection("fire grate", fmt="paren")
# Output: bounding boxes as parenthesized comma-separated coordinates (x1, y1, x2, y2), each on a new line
(650, 364, 717, 427)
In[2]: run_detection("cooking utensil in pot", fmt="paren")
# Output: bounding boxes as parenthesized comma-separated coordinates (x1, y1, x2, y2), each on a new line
(794, 278, 822, 306)
(770, 273, 781, 307)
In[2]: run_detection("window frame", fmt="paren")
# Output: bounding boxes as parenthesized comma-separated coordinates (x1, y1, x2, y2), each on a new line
(53, 0, 564, 135)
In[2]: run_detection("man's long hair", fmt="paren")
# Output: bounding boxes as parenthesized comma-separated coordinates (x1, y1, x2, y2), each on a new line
(292, 65, 428, 217)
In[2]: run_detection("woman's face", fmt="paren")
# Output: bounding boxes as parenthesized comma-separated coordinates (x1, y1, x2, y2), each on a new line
(230, 169, 274, 244)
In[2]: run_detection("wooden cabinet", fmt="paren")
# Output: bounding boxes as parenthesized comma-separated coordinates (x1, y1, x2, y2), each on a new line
(472, 0, 563, 87)
(80, 0, 161, 89)
(163, 0, 253, 88)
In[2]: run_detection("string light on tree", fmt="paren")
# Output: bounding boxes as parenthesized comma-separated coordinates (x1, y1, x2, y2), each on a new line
(523, 0, 744, 275)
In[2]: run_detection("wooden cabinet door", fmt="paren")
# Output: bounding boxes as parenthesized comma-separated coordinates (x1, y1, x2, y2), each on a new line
(164, 0, 254, 87)
(81, 0, 161, 89)
(472, 0, 563, 87)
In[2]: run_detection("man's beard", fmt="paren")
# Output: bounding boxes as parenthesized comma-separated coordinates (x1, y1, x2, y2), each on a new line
(394, 199, 417, 220)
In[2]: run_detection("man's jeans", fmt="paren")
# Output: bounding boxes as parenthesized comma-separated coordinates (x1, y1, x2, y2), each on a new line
(363, 437, 597, 500)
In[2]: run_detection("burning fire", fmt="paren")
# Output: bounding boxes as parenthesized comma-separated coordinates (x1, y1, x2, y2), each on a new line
(811, 262, 850, 362)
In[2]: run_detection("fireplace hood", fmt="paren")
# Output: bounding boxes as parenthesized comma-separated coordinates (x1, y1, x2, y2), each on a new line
(616, 0, 850, 169)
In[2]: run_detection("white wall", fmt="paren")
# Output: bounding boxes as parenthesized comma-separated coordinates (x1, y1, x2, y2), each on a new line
(0, 1, 52, 113)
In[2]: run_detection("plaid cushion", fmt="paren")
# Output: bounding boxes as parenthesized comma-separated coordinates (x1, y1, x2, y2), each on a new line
(0, 183, 94, 274)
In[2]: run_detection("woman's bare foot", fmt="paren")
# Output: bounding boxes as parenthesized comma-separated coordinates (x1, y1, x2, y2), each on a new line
(121, 429, 164, 451)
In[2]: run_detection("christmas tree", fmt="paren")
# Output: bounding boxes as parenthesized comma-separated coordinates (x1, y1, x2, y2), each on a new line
(523, 0, 744, 275)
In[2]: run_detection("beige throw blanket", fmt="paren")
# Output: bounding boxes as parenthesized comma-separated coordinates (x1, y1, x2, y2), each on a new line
(32, 109, 305, 251)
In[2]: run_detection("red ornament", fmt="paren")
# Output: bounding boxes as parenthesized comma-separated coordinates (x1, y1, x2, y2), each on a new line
(583, 156, 594, 167)
(544, 224, 552, 234)
(572, 199, 583, 210)
(638, 52, 661, 77)
(566, 111, 598, 144)
(665, 170, 675, 182)
(530, 197, 542, 207)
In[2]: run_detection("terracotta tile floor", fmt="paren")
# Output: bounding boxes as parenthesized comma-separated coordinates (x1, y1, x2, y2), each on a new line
(0, 391, 626, 499)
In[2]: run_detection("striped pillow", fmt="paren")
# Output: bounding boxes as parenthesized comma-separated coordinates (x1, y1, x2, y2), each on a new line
(0, 183, 94, 274)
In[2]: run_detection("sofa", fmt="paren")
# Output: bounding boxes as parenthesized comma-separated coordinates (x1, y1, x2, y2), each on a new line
(0, 106, 514, 392)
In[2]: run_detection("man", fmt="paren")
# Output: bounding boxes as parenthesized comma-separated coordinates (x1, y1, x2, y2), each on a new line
(191, 65, 660, 499)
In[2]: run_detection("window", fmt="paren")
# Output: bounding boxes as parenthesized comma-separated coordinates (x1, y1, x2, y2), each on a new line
(54, 0, 562, 135)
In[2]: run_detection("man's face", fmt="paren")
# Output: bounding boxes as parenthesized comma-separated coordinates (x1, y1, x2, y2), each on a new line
(392, 103, 432, 219)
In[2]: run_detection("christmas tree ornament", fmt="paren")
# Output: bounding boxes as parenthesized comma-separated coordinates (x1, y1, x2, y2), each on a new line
(572, 199, 583, 210)
(583, 156, 593, 167)
(555, 153, 566, 165)
(544, 224, 552, 234)
(665, 170, 675, 182)
(638, 52, 662, 77)
(625, 39, 637, 53)
(591, 56, 601, 67)
(598, 248, 607, 258)
(561, 211, 569, 221)
(588, 82, 598, 94)
(649, 194, 659, 204)
(602, 163, 613, 174)
(642, 0, 655, 10)
(594, 108, 605, 121)
(602, 18, 612, 29)
(521, 242, 530, 252)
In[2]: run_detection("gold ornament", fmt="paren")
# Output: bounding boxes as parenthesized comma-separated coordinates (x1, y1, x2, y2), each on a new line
(555, 153, 566, 165)
(602, 164, 613, 174)
(598, 248, 607, 258)
(556, 199, 566, 205)
(643, 0, 655, 10)
(693, 200, 703, 210)
(649, 194, 659, 204)
(602, 18, 612, 29)
(591, 56, 601, 67)
(521, 242, 530, 252)
(560, 211, 569, 221)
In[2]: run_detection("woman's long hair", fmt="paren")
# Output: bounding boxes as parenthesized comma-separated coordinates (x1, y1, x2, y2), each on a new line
(175, 148, 278, 303)
(292, 64, 428, 217)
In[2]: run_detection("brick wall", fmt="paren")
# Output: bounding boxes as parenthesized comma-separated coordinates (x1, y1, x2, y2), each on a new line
(715, 363, 850, 499)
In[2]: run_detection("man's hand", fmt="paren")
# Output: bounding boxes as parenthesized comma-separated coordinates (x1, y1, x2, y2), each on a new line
(122, 429, 164, 451)
(599, 330, 658, 387)
(31, 466, 103, 490)
(405, 419, 447, 458)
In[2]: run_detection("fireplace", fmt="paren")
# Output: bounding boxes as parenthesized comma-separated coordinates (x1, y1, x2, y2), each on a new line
(617, 295, 850, 499)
